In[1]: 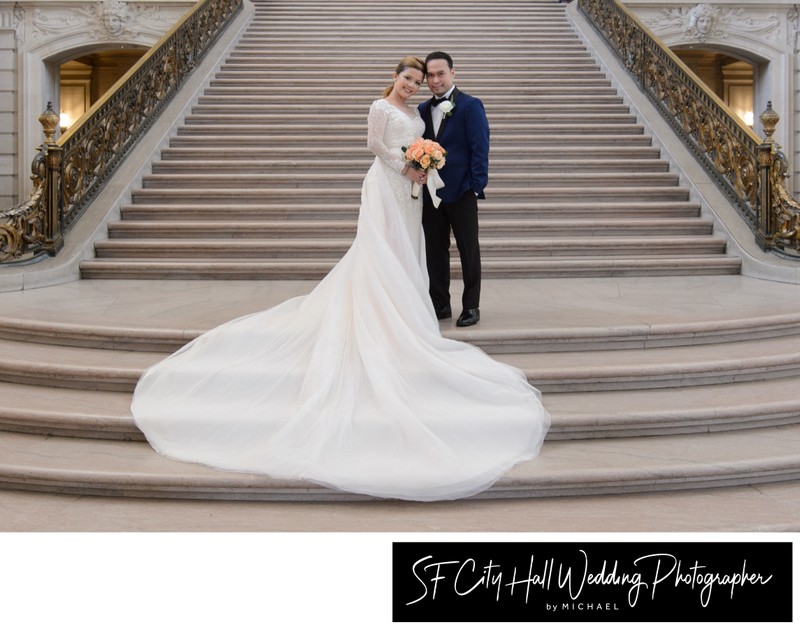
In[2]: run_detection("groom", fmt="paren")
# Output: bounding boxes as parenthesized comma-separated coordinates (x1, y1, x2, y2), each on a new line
(419, 51, 489, 327)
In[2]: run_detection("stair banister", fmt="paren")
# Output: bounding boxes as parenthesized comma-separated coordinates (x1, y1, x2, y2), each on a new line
(578, 0, 800, 257)
(0, 0, 243, 265)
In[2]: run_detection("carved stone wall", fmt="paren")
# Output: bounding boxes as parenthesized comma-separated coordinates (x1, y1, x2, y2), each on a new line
(624, 1, 799, 195)
(0, 6, 23, 209)
(0, 0, 191, 207)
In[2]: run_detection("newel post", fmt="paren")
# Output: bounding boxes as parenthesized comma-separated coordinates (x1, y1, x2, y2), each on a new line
(38, 102, 64, 255)
(756, 101, 779, 251)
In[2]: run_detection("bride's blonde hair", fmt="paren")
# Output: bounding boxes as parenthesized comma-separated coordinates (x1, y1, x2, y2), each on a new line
(382, 56, 426, 98)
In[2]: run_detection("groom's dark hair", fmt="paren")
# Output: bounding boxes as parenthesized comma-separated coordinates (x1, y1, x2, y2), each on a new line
(425, 51, 453, 69)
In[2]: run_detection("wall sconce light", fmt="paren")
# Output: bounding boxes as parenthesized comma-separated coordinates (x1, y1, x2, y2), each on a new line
(744, 110, 754, 126)
(59, 111, 74, 133)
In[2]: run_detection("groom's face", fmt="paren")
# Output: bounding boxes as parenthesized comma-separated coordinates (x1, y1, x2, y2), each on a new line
(426, 59, 455, 97)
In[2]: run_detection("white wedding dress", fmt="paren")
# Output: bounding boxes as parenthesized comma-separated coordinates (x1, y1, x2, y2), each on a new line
(131, 99, 550, 501)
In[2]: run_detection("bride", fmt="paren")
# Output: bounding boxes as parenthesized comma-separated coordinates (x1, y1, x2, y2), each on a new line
(131, 56, 550, 501)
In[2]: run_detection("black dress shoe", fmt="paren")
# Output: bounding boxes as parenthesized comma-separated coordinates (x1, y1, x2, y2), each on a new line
(456, 308, 480, 327)
(435, 306, 452, 320)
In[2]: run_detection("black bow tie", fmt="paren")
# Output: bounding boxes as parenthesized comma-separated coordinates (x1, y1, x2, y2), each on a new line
(431, 97, 449, 107)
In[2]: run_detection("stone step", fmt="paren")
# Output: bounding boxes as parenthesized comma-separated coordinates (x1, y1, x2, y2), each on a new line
(243, 17, 568, 24)
(174, 123, 644, 137)
(246, 8, 564, 15)
(195, 94, 626, 105)
(107, 217, 712, 239)
(234, 36, 584, 46)
(159, 145, 663, 160)
(218, 64, 601, 73)
(12, 298, 798, 354)
(139, 172, 676, 189)
(4, 375, 799, 442)
(248, 5, 561, 11)
(24, 324, 800, 396)
(209, 76, 612, 87)
(224, 54, 594, 64)
(0, 339, 154, 392)
(129, 186, 689, 203)
(0, 382, 139, 440)
(151, 157, 667, 174)
(183, 113, 639, 125)
(1, 425, 799, 500)
(190, 105, 632, 117)
(202, 85, 616, 97)
(509, 333, 800, 392)
(238, 30, 580, 38)
(233, 40, 587, 51)
(22, 303, 800, 346)
(545, 377, 800, 439)
(78, 256, 741, 281)
(0, 316, 197, 352)
(247, 0, 559, 7)
(5, 374, 800, 442)
(119, 201, 703, 221)
(168, 134, 652, 147)
(91, 236, 727, 259)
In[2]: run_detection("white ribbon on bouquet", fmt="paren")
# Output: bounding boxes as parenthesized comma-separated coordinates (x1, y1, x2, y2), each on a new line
(411, 169, 445, 208)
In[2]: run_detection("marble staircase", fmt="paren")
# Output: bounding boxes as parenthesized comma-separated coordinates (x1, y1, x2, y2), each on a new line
(79, 0, 741, 280)
(1, 0, 799, 527)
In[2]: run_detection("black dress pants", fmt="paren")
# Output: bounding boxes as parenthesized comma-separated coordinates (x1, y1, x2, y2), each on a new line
(422, 190, 481, 312)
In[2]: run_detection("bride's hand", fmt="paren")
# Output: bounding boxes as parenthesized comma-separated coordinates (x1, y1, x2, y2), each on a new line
(405, 168, 426, 185)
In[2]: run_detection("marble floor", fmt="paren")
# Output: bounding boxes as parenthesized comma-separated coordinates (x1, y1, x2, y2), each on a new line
(5, 274, 800, 333)
(1, 480, 800, 532)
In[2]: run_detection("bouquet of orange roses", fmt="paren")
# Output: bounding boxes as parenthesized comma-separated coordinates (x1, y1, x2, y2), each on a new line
(402, 138, 447, 206)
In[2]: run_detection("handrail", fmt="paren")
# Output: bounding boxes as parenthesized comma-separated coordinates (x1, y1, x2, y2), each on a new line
(0, 0, 243, 264)
(578, 0, 800, 256)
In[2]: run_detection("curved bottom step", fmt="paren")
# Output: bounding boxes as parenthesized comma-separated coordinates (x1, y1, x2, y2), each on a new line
(2, 425, 799, 502)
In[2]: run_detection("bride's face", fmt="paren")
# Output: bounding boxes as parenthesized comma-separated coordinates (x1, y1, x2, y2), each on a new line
(393, 68, 424, 101)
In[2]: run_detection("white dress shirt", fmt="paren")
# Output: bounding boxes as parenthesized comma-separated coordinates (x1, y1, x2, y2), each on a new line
(432, 86, 456, 136)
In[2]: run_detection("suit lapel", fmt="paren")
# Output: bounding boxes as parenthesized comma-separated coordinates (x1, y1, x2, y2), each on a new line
(435, 87, 460, 141)
(422, 100, 435, 139)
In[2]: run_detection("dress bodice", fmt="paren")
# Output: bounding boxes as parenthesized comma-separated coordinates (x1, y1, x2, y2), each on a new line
(367, 99, 425, 172)
(363, 99, 426, 262)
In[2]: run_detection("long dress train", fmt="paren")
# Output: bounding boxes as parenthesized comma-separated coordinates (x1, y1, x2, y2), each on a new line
(131, 99, 550, 501)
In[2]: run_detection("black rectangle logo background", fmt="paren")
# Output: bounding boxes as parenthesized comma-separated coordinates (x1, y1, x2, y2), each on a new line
(393, 542, 792, 622)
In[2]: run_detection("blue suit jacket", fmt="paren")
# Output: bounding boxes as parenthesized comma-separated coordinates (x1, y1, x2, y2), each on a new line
(419, 87, 490, 203)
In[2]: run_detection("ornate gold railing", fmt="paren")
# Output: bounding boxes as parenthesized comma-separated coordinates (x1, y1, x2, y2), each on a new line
(0, 0, 242, 263)
(578, 0, 800, 256)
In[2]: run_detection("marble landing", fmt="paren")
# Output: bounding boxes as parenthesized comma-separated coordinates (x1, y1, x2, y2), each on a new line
(3, 275, 800, 334)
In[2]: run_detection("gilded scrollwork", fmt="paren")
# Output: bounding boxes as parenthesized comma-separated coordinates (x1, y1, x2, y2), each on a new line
(0, 142, 50, 262)
(769, 152, 800, 250)
(0, 206, 29, 262)
(0, 187, 46, 263)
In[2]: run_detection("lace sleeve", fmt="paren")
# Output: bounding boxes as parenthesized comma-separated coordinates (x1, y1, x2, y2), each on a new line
(367, 100, 407, 173)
